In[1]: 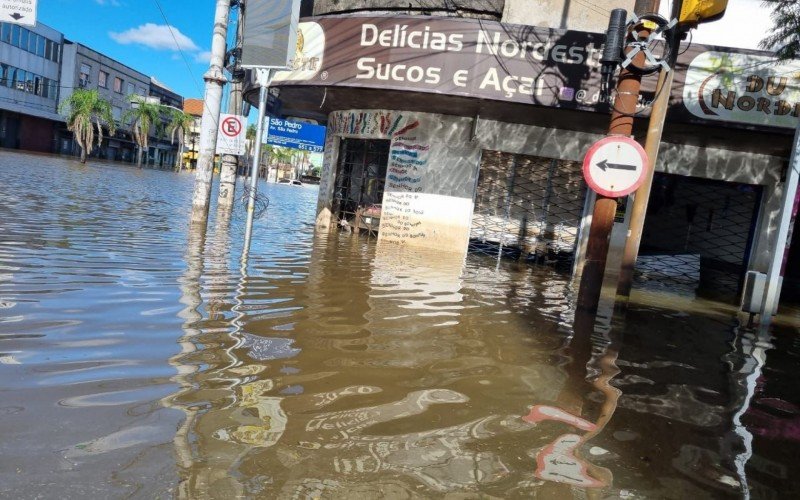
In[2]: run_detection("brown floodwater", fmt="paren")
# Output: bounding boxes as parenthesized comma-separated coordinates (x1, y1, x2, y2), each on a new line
(1, 150, 800, 498)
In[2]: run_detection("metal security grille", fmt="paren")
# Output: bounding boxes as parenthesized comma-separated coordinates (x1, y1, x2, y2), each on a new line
(470, 150, 587, 267)
(332, 139, 390, 237)
(634, 173, 762, 300)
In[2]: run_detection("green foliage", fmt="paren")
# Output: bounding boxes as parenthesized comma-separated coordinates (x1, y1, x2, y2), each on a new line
(122, 96, 162, 167)
(166, 109, 195, 170)
(58, 89, 116, 162)
(761, 0, 800, 60)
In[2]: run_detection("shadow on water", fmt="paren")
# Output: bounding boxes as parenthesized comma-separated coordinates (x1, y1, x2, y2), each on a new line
(1, 151, 800, 497)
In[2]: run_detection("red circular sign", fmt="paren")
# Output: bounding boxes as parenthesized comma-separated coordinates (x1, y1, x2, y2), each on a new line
(221, 116, 242, 137)
(582, 135, 648, 198)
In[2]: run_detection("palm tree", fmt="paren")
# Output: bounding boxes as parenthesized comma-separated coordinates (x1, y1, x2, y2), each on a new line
(123, 95, 162, 169)
(58, 89, 115, 163)
(167, 109, 195, 172)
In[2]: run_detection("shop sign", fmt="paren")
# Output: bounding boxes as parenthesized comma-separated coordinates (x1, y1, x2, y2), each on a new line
(682, 51, 800, 129)
(266, 117, 326, 152)
(273, 17, 610, 112)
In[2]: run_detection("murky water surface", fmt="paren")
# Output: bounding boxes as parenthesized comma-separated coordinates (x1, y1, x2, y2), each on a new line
(1, 150, 800, 498)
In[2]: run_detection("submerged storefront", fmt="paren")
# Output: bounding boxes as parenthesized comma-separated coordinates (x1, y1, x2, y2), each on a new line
(246, 14, 799, 304)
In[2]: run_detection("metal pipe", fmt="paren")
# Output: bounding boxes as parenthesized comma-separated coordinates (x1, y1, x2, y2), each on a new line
(243, 77, 271, 256)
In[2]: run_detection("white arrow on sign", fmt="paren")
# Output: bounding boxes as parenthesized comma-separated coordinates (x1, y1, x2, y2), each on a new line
(1, 0, 38, 27)
(582, 135, 648, 198)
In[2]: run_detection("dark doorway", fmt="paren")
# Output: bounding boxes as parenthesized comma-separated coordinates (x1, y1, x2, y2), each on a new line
(332, 138, 390, 236)
(635, 173, 762, 301)
(781, 213, 800, 304)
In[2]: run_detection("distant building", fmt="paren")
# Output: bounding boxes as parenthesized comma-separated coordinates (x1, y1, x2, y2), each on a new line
(148, 77, 183, 169)
(182, 97, 203, 169)
(0, 20, 184, 166)
(0, 21, 63, 152)
(58, 41, 150, 163)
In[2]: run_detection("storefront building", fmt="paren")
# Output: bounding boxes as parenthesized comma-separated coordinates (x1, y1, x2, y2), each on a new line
(249, 4, 798, 304)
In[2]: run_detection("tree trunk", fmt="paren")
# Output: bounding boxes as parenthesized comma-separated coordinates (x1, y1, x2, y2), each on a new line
(136, 146, 143, 169)
(175, 138, 183, 172)
(80, 146, 87, 164)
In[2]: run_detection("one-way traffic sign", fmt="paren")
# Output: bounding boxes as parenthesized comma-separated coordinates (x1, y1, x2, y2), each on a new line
(582, 136, 648, 198)
(1, 0, 38, 27)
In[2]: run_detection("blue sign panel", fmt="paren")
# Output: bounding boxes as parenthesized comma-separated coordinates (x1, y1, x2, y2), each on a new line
(266, 117, 326, 152)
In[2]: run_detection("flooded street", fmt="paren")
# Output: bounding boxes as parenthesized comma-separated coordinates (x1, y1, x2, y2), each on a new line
(2, 149, 800, 498)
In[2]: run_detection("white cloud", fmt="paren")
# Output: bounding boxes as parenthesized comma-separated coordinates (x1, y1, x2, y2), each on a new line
(95, 0, 122, 5)
(194, 51, 212, 64)
(110, 23, 199, 52)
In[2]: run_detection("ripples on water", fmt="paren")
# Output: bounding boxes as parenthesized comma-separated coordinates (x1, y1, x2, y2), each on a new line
(1, 150, 800, 498)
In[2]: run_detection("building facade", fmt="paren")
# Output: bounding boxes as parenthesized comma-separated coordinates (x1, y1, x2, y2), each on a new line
(182, 97, 203, 169)
(248, 1, 800, 307)
(149, 77, 184, 169)
(0, 21, 63, 152)
(58, 41, 152, 163)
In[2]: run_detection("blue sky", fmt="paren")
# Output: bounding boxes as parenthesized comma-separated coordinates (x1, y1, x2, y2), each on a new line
(39, 0, 225, 100)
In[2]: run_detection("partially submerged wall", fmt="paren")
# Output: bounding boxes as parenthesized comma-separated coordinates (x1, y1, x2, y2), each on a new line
(318, 110, 785, 274)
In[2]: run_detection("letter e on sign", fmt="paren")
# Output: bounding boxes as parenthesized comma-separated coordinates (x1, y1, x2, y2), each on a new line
(582, 136, 648, 198)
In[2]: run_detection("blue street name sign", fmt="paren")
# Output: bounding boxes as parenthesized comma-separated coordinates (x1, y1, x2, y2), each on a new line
(266, 117, 326, 152)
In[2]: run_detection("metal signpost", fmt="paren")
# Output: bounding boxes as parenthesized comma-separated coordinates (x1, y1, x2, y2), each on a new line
(216, 114, 247, 156)
(582, 136, 648, 198)
(1, 0, 37, 26)
(240, 0, 301, 258)
(266, 118, 326, 152)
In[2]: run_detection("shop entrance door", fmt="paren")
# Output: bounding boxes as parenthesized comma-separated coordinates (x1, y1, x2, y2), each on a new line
(332, 138, 390, 236)
(635, 173, 762, 301)
(470, 150, 587, 268)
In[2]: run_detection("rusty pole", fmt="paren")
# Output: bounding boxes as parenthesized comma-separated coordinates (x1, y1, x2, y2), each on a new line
(577, 4, 656, 312)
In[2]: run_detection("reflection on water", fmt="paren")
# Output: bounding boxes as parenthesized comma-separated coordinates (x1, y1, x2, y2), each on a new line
(2, 150, 800, 498)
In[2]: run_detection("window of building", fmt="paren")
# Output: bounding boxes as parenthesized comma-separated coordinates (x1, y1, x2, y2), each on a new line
(19, 28, 27, 50)
(11, 25, 19, 46)
(79, 64, 91, 87)
(36, 35, 45, 57)
(1, 24, 10, 44)
(42, 77, 50, 98)
(50, 43, 59, 63)
(127, 82, 134, 95)
(138, 86, 146, 96)
(34, 76, 42, 96)
(98, 70, 108, 88)
(25, 72, 34, 93)
(44, 39, 52, 60)
(15, 69, 25, 90)
(112, 106, 122, 123)
(114, 77, 123, 93)
(6, 67, 15, 88)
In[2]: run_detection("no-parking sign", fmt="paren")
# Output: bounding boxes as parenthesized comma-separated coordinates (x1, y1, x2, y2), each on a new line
(216, 114, 246, 155)
(582, 136, 648, 198)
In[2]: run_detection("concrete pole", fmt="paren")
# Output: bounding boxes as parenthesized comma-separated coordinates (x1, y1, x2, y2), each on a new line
(760, 124, 800, 324)
(190, 0, 230, 224)
(218, 4, 245, 211)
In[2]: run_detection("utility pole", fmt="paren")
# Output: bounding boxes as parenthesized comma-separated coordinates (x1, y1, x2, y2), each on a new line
(577, 4, 655, 312)
(190, 0, 230, 225)
(617, 0, 679, 299)
(218, 1, 245, 211)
